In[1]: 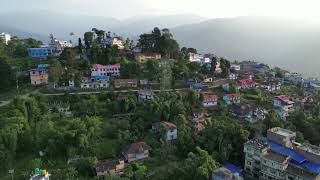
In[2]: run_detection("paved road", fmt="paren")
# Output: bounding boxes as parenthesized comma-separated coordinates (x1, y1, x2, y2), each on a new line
(0, 79, 227, 106)
(43, 81, 225, 96)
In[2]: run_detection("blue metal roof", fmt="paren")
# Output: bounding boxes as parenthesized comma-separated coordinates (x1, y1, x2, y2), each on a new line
(301, 161, 320, 174)
(267, 140, 320, 174)
(223, 163, 243, 176)
(267, 140, 305, 163)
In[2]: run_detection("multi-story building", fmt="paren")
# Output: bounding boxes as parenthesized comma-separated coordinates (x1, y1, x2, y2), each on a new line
(244, 127, 320, 180)
(48, 38, 72, 56)
(28, 47, 52, 58)
(91, 64, 120, 81)
(260, 82, 281, 91)
(104, 36, 124, 50)
(0, 32, 11, 45)
(134, 53, 161, 63)
(285, 73, 304, 85)
(202, 94, 219, 108)
(273, 95, 295, 120)
(229, 73, 238, 80)
(223, 93, 241, 105)
(237, 79, 257, 89)
(30, 64, 49, 85)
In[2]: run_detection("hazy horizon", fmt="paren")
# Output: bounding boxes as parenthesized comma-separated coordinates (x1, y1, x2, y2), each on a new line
(3, 0, 320, 22)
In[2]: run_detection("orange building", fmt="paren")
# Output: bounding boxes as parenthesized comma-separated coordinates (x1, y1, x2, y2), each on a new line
(134, 52, 161, 63)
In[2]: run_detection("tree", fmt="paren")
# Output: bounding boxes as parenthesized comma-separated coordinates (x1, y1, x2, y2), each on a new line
(182, 147, 219, 180)
(48, 59, 63, 88)
(60, 48, 76, 74)
(84, 31, 94, 50)
(145, 60, 160, 81)
(159, 61, 172, 90)
(78, 38, 83, 53)
(0, 56, 14, 90)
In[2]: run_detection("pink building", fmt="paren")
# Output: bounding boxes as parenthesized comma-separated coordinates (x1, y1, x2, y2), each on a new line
(237, 79, 257, 89)
(30, 69, 48, 85)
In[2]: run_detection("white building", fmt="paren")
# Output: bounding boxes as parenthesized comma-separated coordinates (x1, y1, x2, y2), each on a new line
(229, 73, 238, 80)
(0, 32, 11, 45)
(48, 36, 72, 56)
(231, 64, 241, 71)
(188, 53, 211, 65)
(104, 37, 124, 50)
(152, 122, 178, 141)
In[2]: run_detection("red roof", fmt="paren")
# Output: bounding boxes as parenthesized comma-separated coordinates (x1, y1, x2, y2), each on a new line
(106, 63, 120, 69)
(203, 95, 218, 102)
(225, 93, 241, 98)
(237, 79, 256, 86)
(92, 64, 120, 69)
(275, 95, 295, 104)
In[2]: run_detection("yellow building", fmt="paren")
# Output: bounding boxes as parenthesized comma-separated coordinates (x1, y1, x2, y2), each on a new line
(134, 53, 161, 63)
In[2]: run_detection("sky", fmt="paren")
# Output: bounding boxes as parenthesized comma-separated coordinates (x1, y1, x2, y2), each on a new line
(2, 0, 320, 21)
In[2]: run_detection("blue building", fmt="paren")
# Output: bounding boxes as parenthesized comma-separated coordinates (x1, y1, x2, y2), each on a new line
(191, 83, 209, 90)
(28, 48, 52, 58)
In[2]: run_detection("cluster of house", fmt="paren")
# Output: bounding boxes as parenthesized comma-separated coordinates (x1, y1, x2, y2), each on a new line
(28, 35, 72, 58)
(188, 53, 222, 73)
(244, 127, 320, 180)
(0, 32, 11, 45)
(201, 93, 241, 108)
(95, 121, 178, 178)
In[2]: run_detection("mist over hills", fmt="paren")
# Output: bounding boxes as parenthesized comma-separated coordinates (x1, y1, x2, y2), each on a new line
(172, 16, 320, 77)
(0, 11, 206, 42)
(1, 11, 320, 77)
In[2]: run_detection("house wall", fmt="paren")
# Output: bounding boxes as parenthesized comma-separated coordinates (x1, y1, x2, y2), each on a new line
(30, 71, 49, 85)
(166, 129, 177, 141)
(127, 150, 149, 162)
(203, 100, 218, 107)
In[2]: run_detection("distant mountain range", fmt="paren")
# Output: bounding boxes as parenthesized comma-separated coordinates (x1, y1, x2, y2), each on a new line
(1, 11, 320, 77)
(0, 11, 206, 42)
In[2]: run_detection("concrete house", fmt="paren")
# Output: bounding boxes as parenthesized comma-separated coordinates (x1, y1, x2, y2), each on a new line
(95, 159, 125, 177)
(114, 79, 138, 88)
(260, 81, 281, 91)
(273, 95, 295, 120)
(30, 64, 49, 85)
(122, 142, 151, 163)
(244, 127, 320, 180)
(152, 121, 178, 141)
(236, 79, 257, 89)
(223, 93, 241, 105)
(202, 94, 219, 108)
(138, 90, 155, 101)
(229, 73, 238, 80)
(229, 104, 266, 123)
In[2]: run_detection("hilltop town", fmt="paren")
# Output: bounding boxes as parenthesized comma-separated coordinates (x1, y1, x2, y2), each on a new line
(1, 28, 320, 180)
